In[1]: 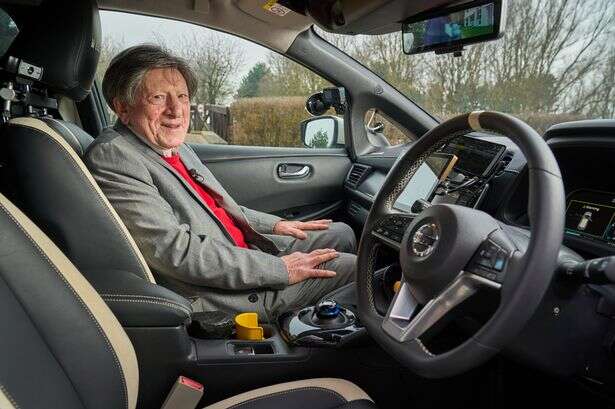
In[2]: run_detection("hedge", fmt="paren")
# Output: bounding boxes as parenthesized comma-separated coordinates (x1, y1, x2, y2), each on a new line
(228, 97, 587, 147)
(230, 97, 311, 147)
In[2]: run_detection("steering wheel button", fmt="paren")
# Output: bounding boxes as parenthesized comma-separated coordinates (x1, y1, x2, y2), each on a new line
(493, 258, 505, 271)
(479, 248, 493, 259)
(478, 257, 493, 269)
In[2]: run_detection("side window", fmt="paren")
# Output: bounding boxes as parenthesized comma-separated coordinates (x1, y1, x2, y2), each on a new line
(98, 11, 336, 148)
(364, 109, 414, 146)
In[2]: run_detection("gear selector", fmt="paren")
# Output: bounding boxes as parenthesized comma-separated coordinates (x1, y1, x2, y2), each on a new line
(279, 300, 365, 347)
(316, 300, 340, 318)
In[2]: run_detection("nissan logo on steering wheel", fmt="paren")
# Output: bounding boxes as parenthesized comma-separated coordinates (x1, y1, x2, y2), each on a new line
(411, 223, 440, 257)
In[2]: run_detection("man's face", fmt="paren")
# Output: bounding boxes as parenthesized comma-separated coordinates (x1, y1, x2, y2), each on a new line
(115, 68, 190, 150)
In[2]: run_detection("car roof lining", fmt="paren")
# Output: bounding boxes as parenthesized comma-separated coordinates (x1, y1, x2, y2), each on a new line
(97, 0, 312, 53)
(3, 0, 465, 52)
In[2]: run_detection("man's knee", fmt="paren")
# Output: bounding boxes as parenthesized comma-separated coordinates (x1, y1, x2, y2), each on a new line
(327, 222, 357, 254)
(327, 252, 356, 286)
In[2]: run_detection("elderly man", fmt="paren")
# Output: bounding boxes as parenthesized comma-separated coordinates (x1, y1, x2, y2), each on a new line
(85, 44, 356, 320)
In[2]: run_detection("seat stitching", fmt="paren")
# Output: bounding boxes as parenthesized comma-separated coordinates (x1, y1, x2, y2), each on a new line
(102, 298, 190, 316)
(0, 203, 129, 409)
(9, 122, 153, 282)
(0, 384, 20, 409)
(44, 118, 84, 156)
(416, 338, 435, 357)
(99, 293, 191, 307)
(226, 387, 347, 409)
(100, 296, 192, 317)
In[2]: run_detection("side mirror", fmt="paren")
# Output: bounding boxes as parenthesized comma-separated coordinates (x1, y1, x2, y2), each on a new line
(300, 115, 345, 148)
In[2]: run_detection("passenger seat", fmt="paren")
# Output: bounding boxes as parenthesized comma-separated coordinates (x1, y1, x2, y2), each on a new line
(4, 0, 156, 289)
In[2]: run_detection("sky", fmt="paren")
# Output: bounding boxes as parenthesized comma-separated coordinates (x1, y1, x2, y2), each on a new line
(99, 10, 272, 84)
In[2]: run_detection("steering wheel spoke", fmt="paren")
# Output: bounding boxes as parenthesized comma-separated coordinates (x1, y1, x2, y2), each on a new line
(370, 213, 414, 250)
(382, 272, 498, 343)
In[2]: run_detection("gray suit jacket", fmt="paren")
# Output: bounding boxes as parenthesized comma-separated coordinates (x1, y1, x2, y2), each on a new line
(85, 122, 294, 310)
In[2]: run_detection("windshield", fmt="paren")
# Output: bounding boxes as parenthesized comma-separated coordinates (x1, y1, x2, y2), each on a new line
(324, 0, 615, 134)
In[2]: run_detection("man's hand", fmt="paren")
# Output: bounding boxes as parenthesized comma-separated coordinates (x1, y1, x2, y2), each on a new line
(273, 219, 332, 240)
(281, 249, 339, 285)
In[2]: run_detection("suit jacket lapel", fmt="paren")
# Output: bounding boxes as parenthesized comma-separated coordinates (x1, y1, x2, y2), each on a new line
(170, 149, 277, 253)
(114, 123, 234, 232)
(175, 145, 278, 253)
(111, 123, 280, 251)
(178, 146, 257, 234)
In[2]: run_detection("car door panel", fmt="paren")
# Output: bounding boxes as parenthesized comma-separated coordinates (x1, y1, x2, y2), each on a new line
(190, 144, 351, 220)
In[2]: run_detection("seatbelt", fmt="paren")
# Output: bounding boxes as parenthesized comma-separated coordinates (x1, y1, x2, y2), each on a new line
(161, 376, 204, 409)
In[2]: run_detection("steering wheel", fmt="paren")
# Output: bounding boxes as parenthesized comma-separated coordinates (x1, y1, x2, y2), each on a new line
(357, 111, 565, 378)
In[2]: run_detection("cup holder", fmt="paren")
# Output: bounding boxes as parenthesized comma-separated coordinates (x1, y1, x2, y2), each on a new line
(226, 324, 278, 355)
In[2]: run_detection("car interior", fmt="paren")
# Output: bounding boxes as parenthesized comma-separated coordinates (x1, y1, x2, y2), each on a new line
(0, 0, 615, 408)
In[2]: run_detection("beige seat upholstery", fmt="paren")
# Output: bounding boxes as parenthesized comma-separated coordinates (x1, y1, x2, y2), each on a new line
(0, 191, 376, 408)
(205, 378, 372, 409)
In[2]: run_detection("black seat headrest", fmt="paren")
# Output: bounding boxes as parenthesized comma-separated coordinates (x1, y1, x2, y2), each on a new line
(7, 0, 101, 101)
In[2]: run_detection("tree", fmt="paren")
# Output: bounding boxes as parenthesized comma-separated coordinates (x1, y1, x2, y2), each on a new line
(95, 35, 125, 89)
(309, 129, 330, 148)
(485, 0, 614, 114)
(96, 35, 126, 121)
(422, 43, 488, 116)
(321, 0, 614, 124)
(160, 32, 244, 105)
(257, 52, 330, 97)
(236, 63, 269, 98)
(581, 47, 615, 118)
(352, 33, 425, 102)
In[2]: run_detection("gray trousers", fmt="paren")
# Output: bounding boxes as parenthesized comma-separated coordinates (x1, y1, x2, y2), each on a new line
(190, 222, 357, 321)
(263, 222, 357, 318)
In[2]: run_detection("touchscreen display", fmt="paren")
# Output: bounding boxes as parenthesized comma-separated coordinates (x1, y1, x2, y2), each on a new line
(565, 190, 615, 245)
(441, 136, 506, 176)
(393, 153, 457, 213)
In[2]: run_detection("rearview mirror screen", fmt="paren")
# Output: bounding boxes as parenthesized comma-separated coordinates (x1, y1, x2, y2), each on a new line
(402, 1, 502, 54)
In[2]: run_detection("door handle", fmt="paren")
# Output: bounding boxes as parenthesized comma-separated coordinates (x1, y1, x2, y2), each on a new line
(278, 164, 310, 179)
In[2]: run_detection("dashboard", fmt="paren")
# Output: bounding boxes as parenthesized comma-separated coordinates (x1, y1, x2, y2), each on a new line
(500, 120, 615, 258)
(352, 135, 508, 248)
(344, 119, 615, 396)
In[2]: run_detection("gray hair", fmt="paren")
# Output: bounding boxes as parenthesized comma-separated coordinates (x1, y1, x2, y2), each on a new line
(102, 44, 198, 109)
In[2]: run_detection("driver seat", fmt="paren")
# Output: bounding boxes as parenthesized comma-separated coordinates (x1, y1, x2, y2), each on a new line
(0, 191, 376, 408)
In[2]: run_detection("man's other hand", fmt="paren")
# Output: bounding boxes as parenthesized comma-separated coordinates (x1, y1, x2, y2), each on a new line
(273, 219, 332, 240)
(281, 249, 338, 285)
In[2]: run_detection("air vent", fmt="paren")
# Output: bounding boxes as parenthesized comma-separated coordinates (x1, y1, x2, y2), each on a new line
(345, 164, 371, 189)
(495, 152, 514, 176)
